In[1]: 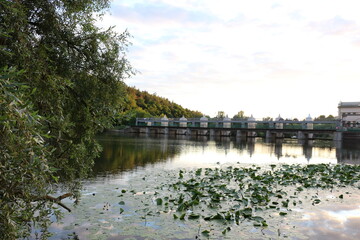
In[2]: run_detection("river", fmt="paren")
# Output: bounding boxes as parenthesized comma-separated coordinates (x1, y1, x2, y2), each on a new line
(94, 132, 360, 176)
(48, 132, 360, 240)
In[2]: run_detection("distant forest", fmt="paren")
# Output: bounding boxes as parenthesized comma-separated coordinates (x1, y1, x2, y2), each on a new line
(115, 86, 203, 125)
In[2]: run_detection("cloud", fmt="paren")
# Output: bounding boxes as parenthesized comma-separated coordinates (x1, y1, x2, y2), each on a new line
(289, 10, 304, 21)
(110, 1, 216, 26)
(267, 68, 306, 80)
(271, 3, 281, 9)
(352, 39, 360, 47)
(102, 0, 360, 118)
(308, 16, 358, 36)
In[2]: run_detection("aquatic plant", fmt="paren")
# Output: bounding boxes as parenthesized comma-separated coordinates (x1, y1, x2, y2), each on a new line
(120, 164, 360, 238)
(58, 163, 360, 239)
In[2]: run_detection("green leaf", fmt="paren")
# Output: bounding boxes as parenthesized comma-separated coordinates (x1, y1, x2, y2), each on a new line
(156, 198, 163, 205)
(253, 222, 262, 227)
(201, 230, 210, 237)
(211, 213, 224, 220)
(179, 213, 186, 220)
(188, 213, 200, 219)
(179, 170, 184, 179)
(252, 216, 265, 222)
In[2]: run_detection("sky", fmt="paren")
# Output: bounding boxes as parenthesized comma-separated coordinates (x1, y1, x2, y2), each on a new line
(99, 0, 360, 119)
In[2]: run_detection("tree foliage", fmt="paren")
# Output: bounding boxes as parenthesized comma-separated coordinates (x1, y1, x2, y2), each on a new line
(1, 0, 132, 238)
(216, 111, 225, 119)
(233, 110, 248, 119)
(116, 86, 203, 125)
(1, 68, 57, 239)
(314, 115, 336, 121)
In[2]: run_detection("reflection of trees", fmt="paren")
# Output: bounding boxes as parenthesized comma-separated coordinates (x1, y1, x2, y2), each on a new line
(95, 134, 360, 176)
(94, 135, 181, 175)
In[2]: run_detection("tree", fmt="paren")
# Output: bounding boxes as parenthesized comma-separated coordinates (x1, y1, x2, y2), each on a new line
(315, 115, 326, 121)
(1, 68, 55, 239)
(326, 115, 336, 120)
(115, 86, 203, 125)
(0, 0, 133, 238)
(216, 111, 225, 119)
(263, 117, 273, 121)
(233, 111, 247, 119)
(314, 115, 336, 121)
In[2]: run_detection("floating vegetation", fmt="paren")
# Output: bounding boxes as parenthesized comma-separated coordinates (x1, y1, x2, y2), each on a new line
(57, 164, 360, 239)
(118, 164, 360, 238)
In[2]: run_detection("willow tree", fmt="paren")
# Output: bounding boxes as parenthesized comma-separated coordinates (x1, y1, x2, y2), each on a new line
(0, 0, 132, 238)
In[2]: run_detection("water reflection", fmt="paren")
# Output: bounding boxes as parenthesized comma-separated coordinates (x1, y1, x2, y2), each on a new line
(336, 140, 360, 164)
(295, 192, 360, 240)
(94, 134, 181, 175)
(94, 133, 360, 176)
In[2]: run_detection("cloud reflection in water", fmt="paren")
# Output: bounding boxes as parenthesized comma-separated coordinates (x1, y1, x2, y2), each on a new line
(295, 193, 360, 239)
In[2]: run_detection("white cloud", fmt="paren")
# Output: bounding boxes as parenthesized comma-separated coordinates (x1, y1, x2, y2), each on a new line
(100, 0, 360, 118)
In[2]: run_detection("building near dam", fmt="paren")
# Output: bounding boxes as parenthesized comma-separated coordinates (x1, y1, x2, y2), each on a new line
(338, 102, 360, 127)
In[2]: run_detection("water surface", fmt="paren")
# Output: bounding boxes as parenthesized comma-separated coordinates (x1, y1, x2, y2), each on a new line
(49, 133, 360, 239)
(94, 132, 360, 177)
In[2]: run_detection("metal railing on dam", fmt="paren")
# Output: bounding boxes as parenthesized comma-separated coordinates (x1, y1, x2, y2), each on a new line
(130, 117, 360, 141)
(135, 117, 340, 130)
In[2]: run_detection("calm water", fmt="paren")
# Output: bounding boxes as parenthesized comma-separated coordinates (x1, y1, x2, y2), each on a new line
(49, 132, 360, 240)
(94, 132, 360, 177)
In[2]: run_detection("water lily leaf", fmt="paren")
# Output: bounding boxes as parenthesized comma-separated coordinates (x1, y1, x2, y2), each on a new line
(252, 216, 265, 222)
(179, 170, 184, 179)
(156, 198, 163, 205)
(188, 213, 200, 219)
(179, 213, 186, 220)
(240, 207, 252, 218)
(202, 230, 210, 237)
(222, 227, 231, 234)
(282, 200, 289, 207)
(253, 222, 261, 227)
(211, 213, 224, 220)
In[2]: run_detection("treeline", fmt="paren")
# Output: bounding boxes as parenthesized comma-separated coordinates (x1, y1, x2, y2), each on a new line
(115, 86, 203, 125)
(314, 115, 336, 121)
